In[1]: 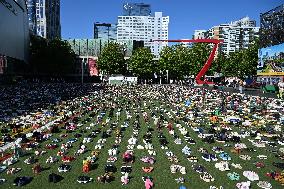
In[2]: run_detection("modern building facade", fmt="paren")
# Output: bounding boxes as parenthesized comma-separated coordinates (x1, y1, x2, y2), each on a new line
(94, 22, 117, 41)
(123, 3, 151, 16)
(117, 12, 169, 56)
(67, 39, 133, 58)
(27, 0, 61, 40)
(0, 0, 29, 63)
(195, 17, 259, 55)
(257, 4, 284, 81)
(193, 30, 207, 40)
(67, 39, 134, 77)
(260, 4, 284, 48)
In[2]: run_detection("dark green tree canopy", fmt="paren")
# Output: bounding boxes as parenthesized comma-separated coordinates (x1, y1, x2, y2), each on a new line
(97, 42, 126, 75)
(211, 38, 259, 78)
(158, 44, 210, 79)
(30, 35, 76, 76)
(129, 47, 155, 78)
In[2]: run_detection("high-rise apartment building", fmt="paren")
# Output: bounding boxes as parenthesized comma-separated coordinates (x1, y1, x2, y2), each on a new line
(27, 0, 61, 40)
(94, 23, 117, 41)
(117, 12, 169, 56)
(123, 3, 151, 16)
(195, 17, 259, 54)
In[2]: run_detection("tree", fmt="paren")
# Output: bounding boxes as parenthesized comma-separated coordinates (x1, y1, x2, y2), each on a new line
(209, 51, 228, 76)
(173, 45, 192, 79)
(46, 39, 76, 75)
(239, 39, 259, 77)
(128, 47, 155, 79)
(210, 38, 260, 78)
(188, 43, 211, 77)
(159, 45, 192, 80)
(158, 46, 173, 73)
(97, 42, 126, 75)
(158, 43, 213, 80)
(29, 35, 48, 74)
(29, 35, 76, 76)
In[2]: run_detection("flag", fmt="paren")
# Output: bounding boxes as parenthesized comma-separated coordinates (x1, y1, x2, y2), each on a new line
(88, 58, 99, 76)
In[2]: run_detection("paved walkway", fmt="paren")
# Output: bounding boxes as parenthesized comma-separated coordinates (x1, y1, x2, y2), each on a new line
(196, 86, 278, 99)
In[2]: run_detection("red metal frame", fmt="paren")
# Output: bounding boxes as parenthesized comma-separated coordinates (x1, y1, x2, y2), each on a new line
(153, 39, 223, 84)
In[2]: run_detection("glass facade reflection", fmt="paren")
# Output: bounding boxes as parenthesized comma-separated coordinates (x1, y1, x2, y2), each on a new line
(27, 0, 61, 39)
(94, 23, 117, 41)
(67, 39, 133, 57)
(260, 4, 284, 48)
(123, 3, 151, 16)
(27, 0, 36, 34)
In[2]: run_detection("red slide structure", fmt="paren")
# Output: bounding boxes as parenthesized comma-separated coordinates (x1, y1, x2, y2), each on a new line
(153, 39, 223, 85)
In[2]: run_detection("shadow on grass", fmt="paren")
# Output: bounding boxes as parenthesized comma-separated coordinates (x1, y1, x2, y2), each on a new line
(91, 163, 99, 170)
(41, 167, 51, 172)
(48, 173, 64, 183)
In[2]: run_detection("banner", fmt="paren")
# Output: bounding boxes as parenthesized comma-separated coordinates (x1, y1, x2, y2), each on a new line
(88, 58, 98, 76)
(258, 43, 284, 76)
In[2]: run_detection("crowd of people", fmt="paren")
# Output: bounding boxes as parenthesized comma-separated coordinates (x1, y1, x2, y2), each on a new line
(0, 82, 284, 188)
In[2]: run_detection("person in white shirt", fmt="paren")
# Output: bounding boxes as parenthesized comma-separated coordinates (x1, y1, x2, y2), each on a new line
(278, 80, 284, 99)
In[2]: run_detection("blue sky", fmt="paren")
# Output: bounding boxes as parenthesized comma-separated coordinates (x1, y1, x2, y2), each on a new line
(61, 0, 284, 40)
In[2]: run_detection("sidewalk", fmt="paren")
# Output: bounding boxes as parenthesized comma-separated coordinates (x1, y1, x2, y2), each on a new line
(196, 86, 278, 99)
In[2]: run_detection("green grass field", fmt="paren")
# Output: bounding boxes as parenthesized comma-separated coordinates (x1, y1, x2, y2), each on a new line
(0, 95, 283, 189)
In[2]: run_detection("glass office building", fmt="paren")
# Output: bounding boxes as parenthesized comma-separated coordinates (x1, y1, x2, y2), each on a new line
(260, 4, 284, 48)
(67, 39, 133, 57)
(27, 0, 37, 35)
(123, 3, 151, 16)
(94, 23, 117, 41)
(46, 0, 61, 39)
(27, 0, 61, 39)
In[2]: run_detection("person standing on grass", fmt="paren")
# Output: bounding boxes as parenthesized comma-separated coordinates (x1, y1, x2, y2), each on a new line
(238, 79, 244, 94)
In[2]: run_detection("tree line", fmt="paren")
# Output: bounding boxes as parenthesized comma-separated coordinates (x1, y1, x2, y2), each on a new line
(28, 36, 259, 80)
(97, 39, 259, 81)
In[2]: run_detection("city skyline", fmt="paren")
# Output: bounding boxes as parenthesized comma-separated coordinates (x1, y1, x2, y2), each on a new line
(194, 17, 260, 55)
(61, 0, 283, 40)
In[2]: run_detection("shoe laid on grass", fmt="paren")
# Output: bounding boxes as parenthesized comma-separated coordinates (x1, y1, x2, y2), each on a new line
(77, 176, 93, 184)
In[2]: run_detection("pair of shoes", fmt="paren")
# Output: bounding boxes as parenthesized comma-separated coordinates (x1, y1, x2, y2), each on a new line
(142, 167, 154, 173)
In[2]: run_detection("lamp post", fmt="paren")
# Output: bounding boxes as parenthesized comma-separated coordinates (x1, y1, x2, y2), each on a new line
(81, 58, 87, 84)
(160, 70, 162, 84)
(81, 59, 83, 84)
(166, 70, 169, 84)
(82, 39, 90, 84)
